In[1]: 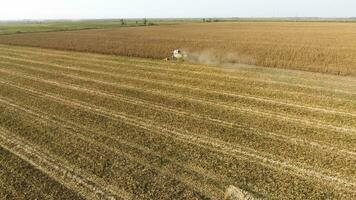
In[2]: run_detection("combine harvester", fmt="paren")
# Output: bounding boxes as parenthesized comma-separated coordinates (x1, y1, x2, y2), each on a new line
(165, 49, 188, 61)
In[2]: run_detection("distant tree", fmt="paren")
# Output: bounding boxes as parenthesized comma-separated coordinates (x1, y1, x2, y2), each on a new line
(203, 18, 206, 23)
(143, 18, 148, 26)
(120, 19, 125, 25)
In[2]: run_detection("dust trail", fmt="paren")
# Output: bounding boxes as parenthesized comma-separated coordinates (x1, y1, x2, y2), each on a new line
(183, 49, 356, 96)
(184, 49, 256, 67)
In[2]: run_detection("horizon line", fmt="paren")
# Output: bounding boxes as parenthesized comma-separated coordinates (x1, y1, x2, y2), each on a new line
(1, 16, 356, 22)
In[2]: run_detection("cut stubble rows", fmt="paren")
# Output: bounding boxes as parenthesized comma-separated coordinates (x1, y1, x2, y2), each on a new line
(0, 44, 355, 199)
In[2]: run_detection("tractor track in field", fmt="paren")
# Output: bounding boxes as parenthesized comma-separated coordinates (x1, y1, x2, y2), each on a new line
(0, 79, 355, 192)
(2, 48, 352, 101)
(2, 77, 356, 178)
(0, 64, 355, 136)
(0, 66, 354, 158)
(0, 157, 75, 200)
(0, 127, 130, 200)
(1, 54, 356, 120)
(1, 46, 356, 95)
(5, 46, 356, 90)
(1, 45, 356, 198)
(40, 55, 356, 100)
(18, 55, 356, 114)
(55, 61, 355, 103)
(0, 100, 223, 199)
(0, 97, 226, 200)
(1, 53, 355, 117)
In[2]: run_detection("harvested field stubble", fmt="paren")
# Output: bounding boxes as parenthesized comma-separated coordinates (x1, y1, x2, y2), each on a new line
(0, 146, 85, 200)
(0, 44, 355, 199)
(0, 22, 356, 75)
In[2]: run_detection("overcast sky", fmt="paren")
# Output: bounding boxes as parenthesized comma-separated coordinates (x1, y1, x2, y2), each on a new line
(1, 0, 355, 20)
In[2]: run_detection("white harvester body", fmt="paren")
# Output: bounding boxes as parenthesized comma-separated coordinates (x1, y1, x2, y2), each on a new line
(171, 49, 187, 61)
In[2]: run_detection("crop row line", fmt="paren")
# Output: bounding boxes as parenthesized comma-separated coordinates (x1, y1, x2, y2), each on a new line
(1, 45, 355, 94)
(0, 79, 280, 164)
(0, 79, 354, 190)
(0, 97, 222, 199)
(0, 48, 333, 100)
(0, 147, 97, 199)
(0, 65, 353, 158)
(2, 54, 355, 119)
(0, 127, 129, 200)
(11, 51, 356, 107)
(0, 158, 54, 199)
(2, 72, 356, 181)
(79, 63, 354, 104)
(37, 76, 356, 157)
(1, 48, 355, 106)
(0, 62, 354, 135)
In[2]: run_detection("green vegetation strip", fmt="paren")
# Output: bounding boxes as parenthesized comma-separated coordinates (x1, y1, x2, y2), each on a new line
(0, 19, 155, 35)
